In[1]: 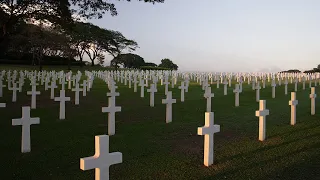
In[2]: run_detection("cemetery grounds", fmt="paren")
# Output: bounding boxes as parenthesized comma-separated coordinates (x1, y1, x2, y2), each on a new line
(0, 65, 320, 180)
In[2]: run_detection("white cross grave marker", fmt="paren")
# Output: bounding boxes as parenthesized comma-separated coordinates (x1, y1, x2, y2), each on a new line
(233, 84, 241, 107)
(310, 87, 316, 115)
(178, 81, 187, 102)
(204, 87, 214, 112)
(27, 85, 40, 109)
(81, 80, 87, 96)
(10, 82, 19, 102)
(12, 106, 40, 153)
(72, 83, 83, 105)
(271, 79, 276, 98)
(197, 112, 220, 166)
(139, 79, 147, 98)
(54, 90, 71, 120)
(147, 84, 157, 107)
(102, 97, 121, 135)
(80, 135, 122, 180)
(289, 92, 298, 125)
(162, 91, 176, 123)
(48, 81, 57, 99)
(255, 100, 269, 141)
(255, 81, 261, 102)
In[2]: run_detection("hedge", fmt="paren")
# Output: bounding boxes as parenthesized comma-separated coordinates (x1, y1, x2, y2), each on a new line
(140, 66, 171, 70)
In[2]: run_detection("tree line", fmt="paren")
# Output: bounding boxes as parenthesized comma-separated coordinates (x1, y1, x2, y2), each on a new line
(0, 0, 170, 70)
(280, 64, 320, 74)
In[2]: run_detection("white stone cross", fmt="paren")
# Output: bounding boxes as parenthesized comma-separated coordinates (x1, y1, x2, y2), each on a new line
(107, 82, 119, 105)
(289, 92, 298, 125)
(60, 77, 67, 90)
(294, 78, 298, 92)
(81, 80, 87, 97)
(178, 81, 187, 102)
(163, 77, 170, 95)
(255, 100, 269, 141)
(27, 85, 40, 109)
(197, 112, 220, 167)
(233, 84, 241, 107)
(0, 78, 6, 97)
(204, 86, 214, 112)
(271, 79, 276, 98)
(284, 79, 288, 95)
(310, 87, 316, 115)
(162, 91, 176, 123)
(54, 90, 71, 120)
(80, 135, 122, 180)
(72, 82, 83, 105)
(48, 81, 57, 99)
(139, 79, 147, 98)
(102, 97, 121, 135)
(255, 81, 261, 102)
(147, 84, 157, 107)
(12, 106, 40, 153)
(223, 79, 228, 95)
(133, 77, 138, 93)
(10, 82, 19, 102)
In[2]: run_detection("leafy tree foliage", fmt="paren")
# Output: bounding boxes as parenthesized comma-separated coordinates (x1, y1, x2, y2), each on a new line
(111, 53, 145, 69)
(70, 0, 164, 18)
(158, 58, 178, 70)
(144, 62, 157, 67)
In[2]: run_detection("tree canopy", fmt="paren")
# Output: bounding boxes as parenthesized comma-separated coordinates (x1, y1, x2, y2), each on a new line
(158, 58, 178, 70)
(0, 0, 166, 70)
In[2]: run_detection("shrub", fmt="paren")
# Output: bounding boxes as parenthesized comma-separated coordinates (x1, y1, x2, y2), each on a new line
(140, 66, 171, 70)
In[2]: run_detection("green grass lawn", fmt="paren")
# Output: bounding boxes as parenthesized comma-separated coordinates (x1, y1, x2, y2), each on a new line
(0, 69, 319, 180)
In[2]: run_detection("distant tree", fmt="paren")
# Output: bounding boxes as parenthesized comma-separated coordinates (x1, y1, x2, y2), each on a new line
(111, 53, 145, 69)
(158, 58, 178, 70)
(144, 62, 157, 67)
(279, 69, 301, 73)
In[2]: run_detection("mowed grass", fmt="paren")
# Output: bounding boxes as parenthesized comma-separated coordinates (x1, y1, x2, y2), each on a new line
(0, 70, 320, 180)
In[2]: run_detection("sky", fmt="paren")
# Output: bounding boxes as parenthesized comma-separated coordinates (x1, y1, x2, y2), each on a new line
(88, 0, 320, 72)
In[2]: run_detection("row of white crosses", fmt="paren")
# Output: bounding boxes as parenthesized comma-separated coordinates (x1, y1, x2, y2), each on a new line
(81, 78, 122, 180)
(198, 85, 220, 166)
(254, 87, 320, 141)
(3, 69, 320, 180)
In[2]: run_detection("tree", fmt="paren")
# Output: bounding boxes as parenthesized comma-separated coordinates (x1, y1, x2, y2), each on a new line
(70, 0, 164, 18)
(0, 0, 72, 41)
(1, 0, 163, 56)
(144, 62, 157, 67)
(158, 58, 178, 70)
(111, 53, 145, 69)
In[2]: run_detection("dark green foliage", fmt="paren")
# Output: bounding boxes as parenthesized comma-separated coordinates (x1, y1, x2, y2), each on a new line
(0, 53, 85, 66)
(303, 64, 320, 73)
(280, 69, 301, 73)
(140, 66, 170, 70)
(111, 53, 145, 69)
(158, 58, 178, 70)
(144, 62, 158, 67)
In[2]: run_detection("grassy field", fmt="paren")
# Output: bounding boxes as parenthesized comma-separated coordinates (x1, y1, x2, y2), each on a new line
(0, 68, 320, 180)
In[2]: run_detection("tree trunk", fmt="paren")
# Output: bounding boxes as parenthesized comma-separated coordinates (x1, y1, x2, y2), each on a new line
(68, 55, 71, 70)
(38, 50, 43, 71)
(79, 56, 83, 68)
(91, 59, 94, 66)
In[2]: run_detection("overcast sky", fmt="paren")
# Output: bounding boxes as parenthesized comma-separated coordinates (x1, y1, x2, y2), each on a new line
(88, 0, 320, 72)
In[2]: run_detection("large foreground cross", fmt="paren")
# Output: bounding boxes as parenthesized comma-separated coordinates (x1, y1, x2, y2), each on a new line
(198, 112, 220, 166)
(80, 135, 122, 180)
(12, 106, 40, 153)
